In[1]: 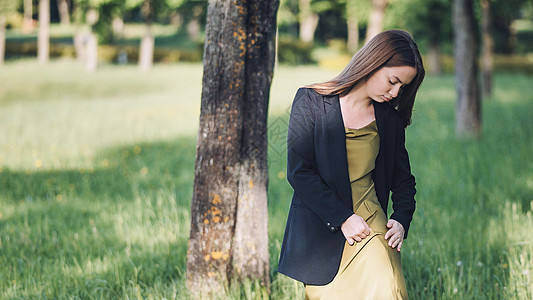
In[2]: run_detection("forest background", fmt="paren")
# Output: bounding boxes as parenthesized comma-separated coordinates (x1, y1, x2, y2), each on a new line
(0, 0, 532, 299)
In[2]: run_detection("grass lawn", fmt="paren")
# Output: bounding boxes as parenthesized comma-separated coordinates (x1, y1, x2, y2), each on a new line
(0, 59, 532, 299)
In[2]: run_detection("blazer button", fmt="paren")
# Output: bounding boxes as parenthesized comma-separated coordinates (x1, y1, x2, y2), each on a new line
(327, 222, 331, 226)
(330, 227, 335, 231)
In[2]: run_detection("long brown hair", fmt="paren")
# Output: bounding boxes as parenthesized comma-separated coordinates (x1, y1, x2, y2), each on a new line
(309, 29, 425, 126)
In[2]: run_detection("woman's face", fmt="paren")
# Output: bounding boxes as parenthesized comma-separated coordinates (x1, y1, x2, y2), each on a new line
(364, 66, 417, 103)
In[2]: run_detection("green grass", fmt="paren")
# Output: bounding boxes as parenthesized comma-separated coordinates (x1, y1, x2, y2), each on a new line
(0, 59, 532, 299)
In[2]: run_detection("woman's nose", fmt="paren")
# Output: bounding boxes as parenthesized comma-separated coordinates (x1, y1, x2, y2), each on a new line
(390, 85, 401, 97)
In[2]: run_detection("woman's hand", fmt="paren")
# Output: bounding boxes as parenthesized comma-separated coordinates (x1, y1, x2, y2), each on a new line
(341, 214, 371, 246)
(385, 219, 405, 251)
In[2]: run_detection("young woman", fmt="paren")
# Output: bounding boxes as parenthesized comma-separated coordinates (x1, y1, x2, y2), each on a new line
(278, 30, 425, 299)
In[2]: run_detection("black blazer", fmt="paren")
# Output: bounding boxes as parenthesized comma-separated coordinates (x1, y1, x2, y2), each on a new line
(277, 88, 416, 285)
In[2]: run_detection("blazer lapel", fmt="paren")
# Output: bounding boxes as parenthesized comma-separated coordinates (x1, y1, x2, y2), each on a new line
(323, 94, 352, 207)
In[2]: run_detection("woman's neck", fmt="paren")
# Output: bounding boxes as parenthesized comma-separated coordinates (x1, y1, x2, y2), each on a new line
(339, 81, 372, 113)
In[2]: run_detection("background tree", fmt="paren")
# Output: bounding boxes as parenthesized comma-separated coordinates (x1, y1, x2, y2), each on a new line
(38, 0, 50, 64)
(365, 0, 389, 43)
(187, 0, 279, 296)
(389, 0, 452, 75)
(480, 0, 493, 96)
(139, 0, 155, 70)
(299, 0, 319, 42)
(0, 0, 17, 65)
(72, 0, 119, 71)
(58, 0, 71, 25)
(344, 0, 371, 51)
(453, 0, 481, 138)
(23, 0, 34, 32)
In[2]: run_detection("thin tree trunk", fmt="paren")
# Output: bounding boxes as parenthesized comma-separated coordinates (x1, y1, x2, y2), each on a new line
(365, 0, 389, 43)
(23, 0, 34, 32)
(453, 0, 481, 138)
(112, 16, 124, 38)
(428, 41, 442, 75)
(187, 0, 279, 297)
(139, 25, 154, 70)
(38, 0, 50, 64)
(480, 0, 493, 97)
(85, 33, 97, 72)
(57, 0, 70, 25)
(0, 15, 5, 65)
(299, 0, 319, 43)
(74, 32, 87, 63)
(346, 2, 359, 52)
(139, 0, 154, 70)
(186, 17, 201, 41)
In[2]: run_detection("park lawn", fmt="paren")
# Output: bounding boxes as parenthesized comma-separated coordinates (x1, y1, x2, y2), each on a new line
(0, 60, 532, 299)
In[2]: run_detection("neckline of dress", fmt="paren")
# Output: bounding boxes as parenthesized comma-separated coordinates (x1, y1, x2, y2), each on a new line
(344, 119, 376, 131)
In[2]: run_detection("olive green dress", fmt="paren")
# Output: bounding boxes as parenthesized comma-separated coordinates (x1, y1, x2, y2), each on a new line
(305, 120, 408, 300)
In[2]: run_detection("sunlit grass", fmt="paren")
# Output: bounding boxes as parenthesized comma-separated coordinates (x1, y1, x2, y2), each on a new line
(0, 60, 532, 299)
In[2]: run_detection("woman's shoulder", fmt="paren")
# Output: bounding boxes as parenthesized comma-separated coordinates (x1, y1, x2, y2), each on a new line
(293, 87, 324, 105)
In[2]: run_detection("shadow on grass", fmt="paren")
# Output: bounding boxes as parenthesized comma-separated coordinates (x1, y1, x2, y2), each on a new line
(0, 136, 195, 297)
(0, 136, 196, 205)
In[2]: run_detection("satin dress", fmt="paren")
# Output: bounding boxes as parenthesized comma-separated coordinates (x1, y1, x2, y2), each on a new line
(305, 120, 408, 300)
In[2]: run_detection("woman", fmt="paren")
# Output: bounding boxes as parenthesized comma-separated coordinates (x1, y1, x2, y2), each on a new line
(277, 30, 425, 299)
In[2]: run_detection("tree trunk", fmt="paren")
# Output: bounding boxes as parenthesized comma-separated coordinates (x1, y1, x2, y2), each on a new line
(299, 0, 319, 43)
(187, 0, 279, 297)
(23, 0, 34, 33)
(74, 32, 87, 63)
(139, 26, 154, 71)
(346, 2, 359, 52)
(480, 0, 493, 97)
(453, 0, 481, 138)
(139, 0, 154, 71)
(0, 15, 5, 65)
(38, 0, 50, 64)
(112, 16, 124, 38)
(365, 0, 389, 43)
(427, 41, 442, 76)
(57, 0, 70, 26)
(186, 17, 201, 41)
(85, 33, 98, 72)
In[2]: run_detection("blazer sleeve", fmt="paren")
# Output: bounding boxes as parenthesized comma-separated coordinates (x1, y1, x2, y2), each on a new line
(389, 119, 416, 238)
(286, 88, 354, 231)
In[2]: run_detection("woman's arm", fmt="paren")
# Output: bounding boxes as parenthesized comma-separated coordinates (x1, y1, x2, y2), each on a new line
(286, 88, 354, 232)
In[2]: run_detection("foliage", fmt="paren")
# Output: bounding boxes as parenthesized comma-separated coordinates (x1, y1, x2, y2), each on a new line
(386, 0, 453, 52)
(277, 35, 315, 64)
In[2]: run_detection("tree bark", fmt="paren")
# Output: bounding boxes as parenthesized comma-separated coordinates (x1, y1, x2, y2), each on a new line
(365, 0, 389, 43)
(0, 15, 5, 65)
(346, 2, 359, 52)
(187, 0, 279, 297)
(38, 0, 50, 64)
(299, 0, 318, 43)
(453, 0, 481, 138)
(23, 0, 33, 33)
(57, 0, 71, 25)
(480, 0, 493, 97)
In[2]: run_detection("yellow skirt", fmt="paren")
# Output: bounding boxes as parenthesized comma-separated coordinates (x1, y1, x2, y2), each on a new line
(305, 183, 408, 300)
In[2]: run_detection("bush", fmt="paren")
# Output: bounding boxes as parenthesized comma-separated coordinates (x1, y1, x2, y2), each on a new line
(5, 41, 203, 64)
(277, 36, 314, 65)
